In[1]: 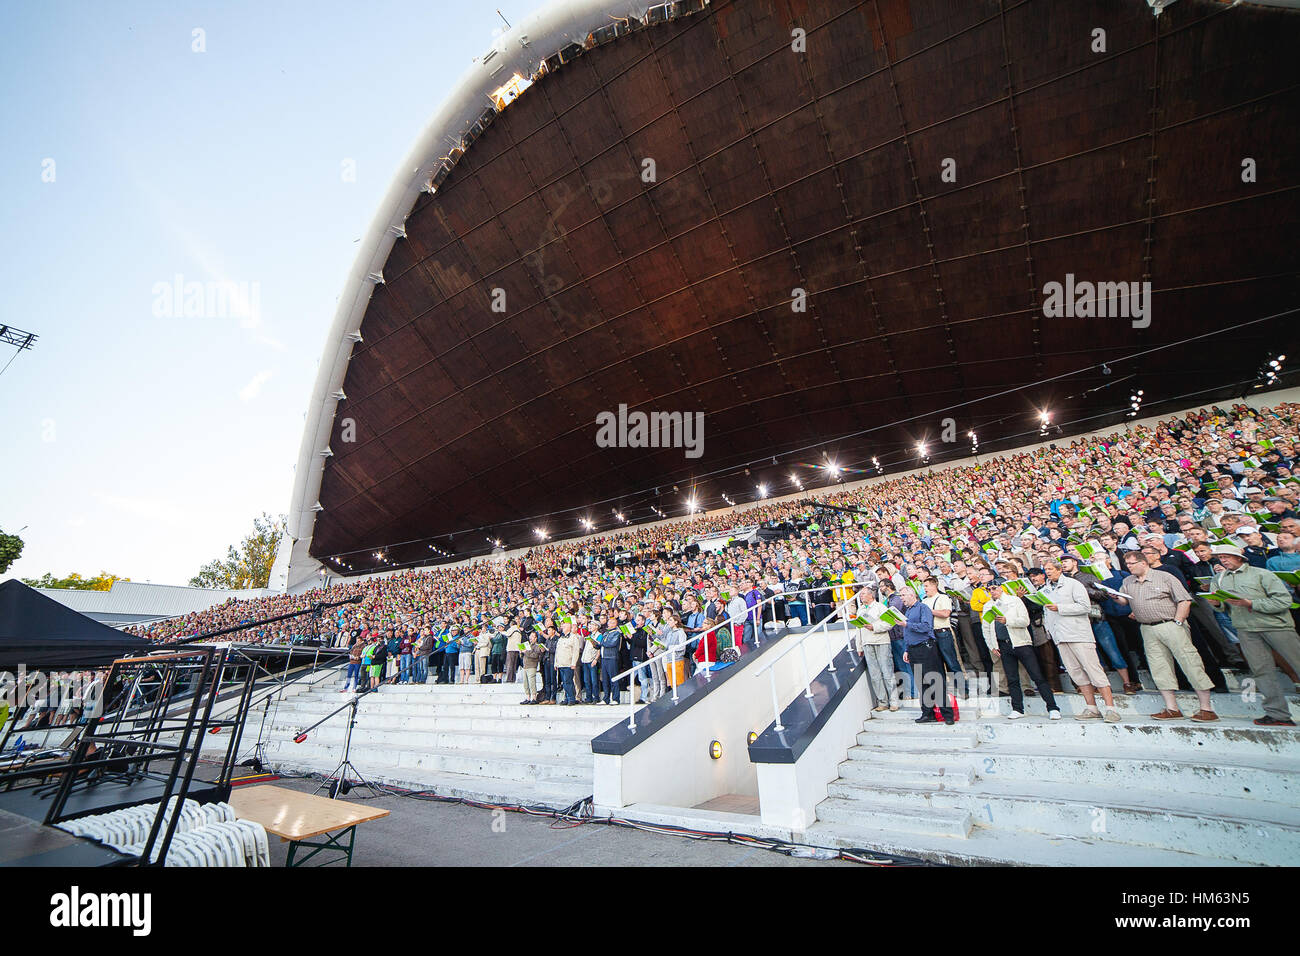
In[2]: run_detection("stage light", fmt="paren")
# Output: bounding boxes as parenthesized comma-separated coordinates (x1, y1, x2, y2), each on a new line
(757, 484, 767, 499)
(827, 463, 840, 476)
(747, 731, 758, 745)
(708, 740, 723, 759)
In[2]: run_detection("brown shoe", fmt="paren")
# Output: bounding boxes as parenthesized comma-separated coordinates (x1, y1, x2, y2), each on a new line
(1190, 709, 1219, 722)
(1150, 709, 1184, 720)
(1123, 682, 1143, 695)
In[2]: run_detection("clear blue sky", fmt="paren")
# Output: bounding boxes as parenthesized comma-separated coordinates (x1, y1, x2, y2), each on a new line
(0, 0, 532, 585)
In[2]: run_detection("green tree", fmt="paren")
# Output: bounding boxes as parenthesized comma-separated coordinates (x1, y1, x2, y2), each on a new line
(190, 513, 286, 589)
(0, 528, 23, 575)
(21, 571, 129, 591)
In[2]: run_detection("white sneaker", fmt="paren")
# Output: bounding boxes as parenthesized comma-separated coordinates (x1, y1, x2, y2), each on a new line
(1006, 710, 1025, 720)
(1048, 710, 1062, 720)
(1104, 709, 1122, 723)
(1075, 707, 1103, 720)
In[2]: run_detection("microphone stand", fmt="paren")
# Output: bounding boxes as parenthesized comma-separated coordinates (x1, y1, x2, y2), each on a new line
(293, 694, 382, 800)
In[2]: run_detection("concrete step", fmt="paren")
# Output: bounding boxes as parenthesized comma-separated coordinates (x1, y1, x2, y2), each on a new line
(840, 741, 1300, 805)
(1054, 667, 1294, 696)
(280, 696, 640, 719)
(822, 777, 1300, 865)
(268, 712, 617, 737)
(854, 727, 980, 752)
(803, 818, 1251, 867)
(263, 738, 591, 784)
(267, 723, 594, 758)
(815, 796, 973, 839)
(883, 690, 1298, 720)
(266, 753, 593, 809)
(858, 713, 1300, 754)
(834, 762, 976, 791)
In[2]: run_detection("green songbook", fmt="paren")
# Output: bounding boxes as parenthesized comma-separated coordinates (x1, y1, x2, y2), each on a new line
(876, 607, 905, 627)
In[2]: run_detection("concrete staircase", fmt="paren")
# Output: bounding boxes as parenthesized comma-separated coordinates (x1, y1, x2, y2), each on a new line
(257, 672, 638, 808)
(805, 684, 1300, 866)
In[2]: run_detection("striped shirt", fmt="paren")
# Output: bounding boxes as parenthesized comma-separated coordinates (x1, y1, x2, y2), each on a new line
(1117, 568, 1192, 624)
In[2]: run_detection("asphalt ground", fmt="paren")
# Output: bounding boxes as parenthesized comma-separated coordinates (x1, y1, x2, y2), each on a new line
(258, 776, 862, 867)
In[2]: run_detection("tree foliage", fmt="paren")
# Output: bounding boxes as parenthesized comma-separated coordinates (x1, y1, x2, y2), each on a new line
(189, 513, 286, 589)
(0, 528, 25, 575)
(21, 571, 129, 591)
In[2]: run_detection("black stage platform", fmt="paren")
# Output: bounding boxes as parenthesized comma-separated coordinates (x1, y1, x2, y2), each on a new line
(0, 772, 223, 824)
(0, 806, 133, 867)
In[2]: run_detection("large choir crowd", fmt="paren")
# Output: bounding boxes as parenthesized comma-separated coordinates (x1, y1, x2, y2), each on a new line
(126, 401, 1300, 724)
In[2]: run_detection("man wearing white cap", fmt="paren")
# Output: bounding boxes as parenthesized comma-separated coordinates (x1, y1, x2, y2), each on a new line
(1207, 545, 1300, 726)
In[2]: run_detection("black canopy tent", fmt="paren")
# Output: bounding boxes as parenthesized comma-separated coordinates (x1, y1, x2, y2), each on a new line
(0, 580, 148, 669)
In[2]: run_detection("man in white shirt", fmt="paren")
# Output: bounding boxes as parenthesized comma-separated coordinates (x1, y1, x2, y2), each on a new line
(922, 579, 962, 678)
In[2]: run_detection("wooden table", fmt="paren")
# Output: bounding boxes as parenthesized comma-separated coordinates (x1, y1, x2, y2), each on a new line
(229, 784, 389, 867)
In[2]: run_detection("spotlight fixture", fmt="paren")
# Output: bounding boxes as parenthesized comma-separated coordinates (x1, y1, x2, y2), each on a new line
(708, 740, 723, 760)
(534, 527, 548, 540)
(1258, 353, 1287, 388)
(747, 731, 758, 745)
(756, 484, 767, 499)
(1038, 410, 1051, 437)
(1128, 388, 1145, 418)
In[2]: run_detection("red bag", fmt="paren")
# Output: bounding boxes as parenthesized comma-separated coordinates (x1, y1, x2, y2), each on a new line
(933, 694, 960, 722)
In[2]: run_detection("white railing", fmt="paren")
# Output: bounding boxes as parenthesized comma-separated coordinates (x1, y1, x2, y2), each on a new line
(605, 584, 838, 730)
(751, 594, 868, 733)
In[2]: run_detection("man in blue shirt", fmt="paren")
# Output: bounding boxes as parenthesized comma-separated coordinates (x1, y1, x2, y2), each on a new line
(899, 586, 954, 724)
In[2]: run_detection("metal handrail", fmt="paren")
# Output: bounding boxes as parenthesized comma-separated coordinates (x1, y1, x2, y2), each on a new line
(751, 591, 875, 733)
(594, 584, 837, 731)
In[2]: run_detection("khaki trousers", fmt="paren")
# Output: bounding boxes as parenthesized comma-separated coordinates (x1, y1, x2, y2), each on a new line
(1237, 628, 1300, 722)
(1140, 621, 1214, 692)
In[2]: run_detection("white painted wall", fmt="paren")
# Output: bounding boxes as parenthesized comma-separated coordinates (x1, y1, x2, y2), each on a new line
(593, 620, 856, 810)
(756, 672, 872, 836)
